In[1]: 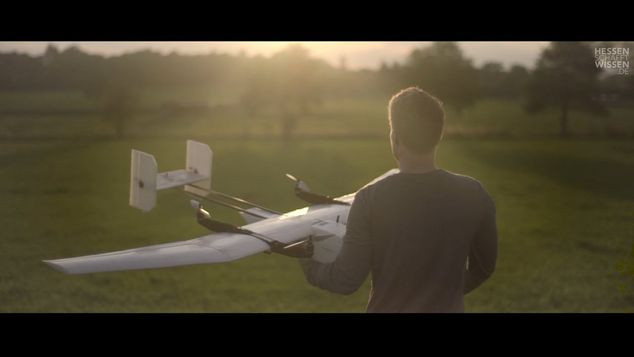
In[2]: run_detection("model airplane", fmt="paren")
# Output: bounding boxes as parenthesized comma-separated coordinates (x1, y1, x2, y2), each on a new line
(43, 140, 399, 274)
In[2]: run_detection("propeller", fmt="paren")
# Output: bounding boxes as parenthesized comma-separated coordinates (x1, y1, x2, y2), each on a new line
(285, 173, 349, 206)
(285, 173, 311, 192)
(190, 199, 202, 210)
(191, 200, 214, 222)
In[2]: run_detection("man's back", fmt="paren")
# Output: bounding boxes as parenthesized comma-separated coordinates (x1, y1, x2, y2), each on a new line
(361, 169, 497, 312)
(300, 168, 497, 313)
(299, 87, 497, 312)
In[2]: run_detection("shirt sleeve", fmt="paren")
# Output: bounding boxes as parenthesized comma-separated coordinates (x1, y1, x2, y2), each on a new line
(299, 188, 372, 295)
(464, 187, 498, 294)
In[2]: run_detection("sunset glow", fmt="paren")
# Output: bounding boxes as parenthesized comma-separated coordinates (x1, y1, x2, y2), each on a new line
(0, 41, 549, 69)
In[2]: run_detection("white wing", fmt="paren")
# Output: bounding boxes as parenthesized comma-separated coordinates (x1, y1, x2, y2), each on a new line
(43, 233, 269, 275)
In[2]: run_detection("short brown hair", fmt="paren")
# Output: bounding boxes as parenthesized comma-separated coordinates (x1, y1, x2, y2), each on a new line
(388, 87, 445, 154)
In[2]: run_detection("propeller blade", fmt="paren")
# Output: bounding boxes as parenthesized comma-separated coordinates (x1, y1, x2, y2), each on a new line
(190, 199, 202, 210)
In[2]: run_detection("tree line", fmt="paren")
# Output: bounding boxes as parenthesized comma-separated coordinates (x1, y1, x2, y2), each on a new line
(1, 42, 632, 138)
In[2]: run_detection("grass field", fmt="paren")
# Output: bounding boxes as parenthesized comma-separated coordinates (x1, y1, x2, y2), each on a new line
(1, 136, 633, 312)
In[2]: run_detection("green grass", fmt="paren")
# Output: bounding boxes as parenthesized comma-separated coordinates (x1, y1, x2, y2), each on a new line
(448, 99, 634, 137)
(1, 137, 633, 312)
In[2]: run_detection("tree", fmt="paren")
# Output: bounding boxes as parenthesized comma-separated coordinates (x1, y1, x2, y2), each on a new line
(102, 86, 139, 139)
(269, 44, 324, 115)
(403, 42, 480, 112)
(240, 44, 327, 141)
(503, 65, 530, 99)
(526, 42, 607, 137)
(597, 42, 634, 106)
(378, 61, 406, 95)
(479, 62, 506, 98)
(239, 57, 272, 138)
(85, 80, 139, 140)
(42, 45, 107, 90)
(477, 62, 530, 100)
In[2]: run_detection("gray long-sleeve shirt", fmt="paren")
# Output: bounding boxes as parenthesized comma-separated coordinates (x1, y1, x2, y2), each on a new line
(300, 169, 497, 313)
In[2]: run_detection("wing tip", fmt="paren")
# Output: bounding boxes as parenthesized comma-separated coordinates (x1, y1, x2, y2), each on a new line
(42, 259, 72, 274)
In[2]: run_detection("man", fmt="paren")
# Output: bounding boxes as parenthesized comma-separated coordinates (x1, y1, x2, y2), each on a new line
(299, 87, 498, 313)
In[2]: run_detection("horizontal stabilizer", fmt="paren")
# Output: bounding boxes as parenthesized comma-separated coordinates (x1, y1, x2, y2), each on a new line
(157, 169, 208, 190)
(129, 140, 213, 212)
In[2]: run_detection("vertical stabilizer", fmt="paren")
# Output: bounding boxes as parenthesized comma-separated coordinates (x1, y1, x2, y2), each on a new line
(130, 150, 158, 212)
(185, 140, 212, 191)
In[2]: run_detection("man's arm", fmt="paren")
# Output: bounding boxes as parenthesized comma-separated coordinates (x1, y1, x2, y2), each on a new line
(464, 189, 498, 294)
(299, 189, 372, 295)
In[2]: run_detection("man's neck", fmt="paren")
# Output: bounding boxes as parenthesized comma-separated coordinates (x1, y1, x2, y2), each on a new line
(397, 151, 437, 174)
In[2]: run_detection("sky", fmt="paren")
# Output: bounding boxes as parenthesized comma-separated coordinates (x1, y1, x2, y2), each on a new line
(0, 42, 549, 70)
